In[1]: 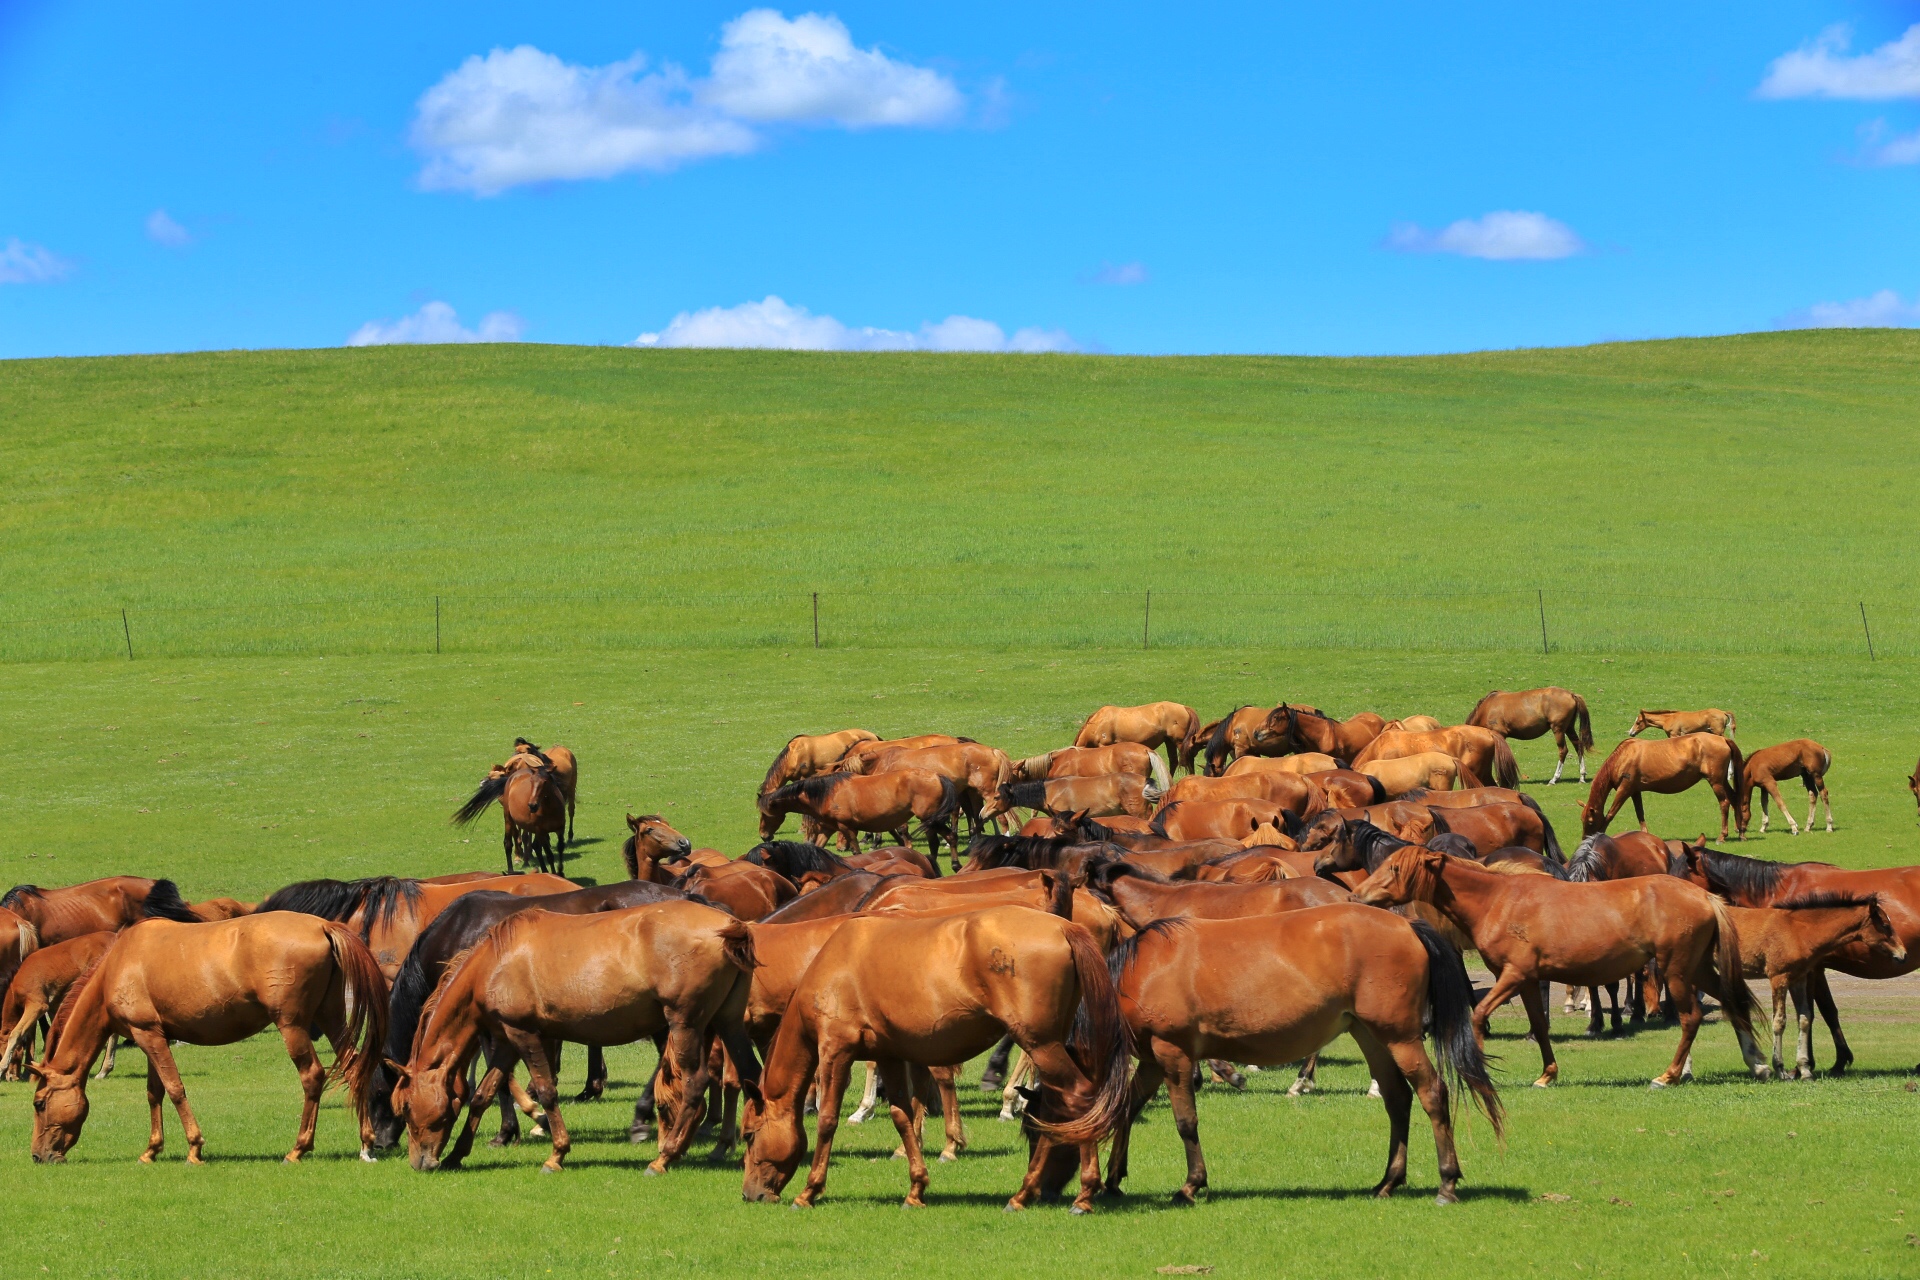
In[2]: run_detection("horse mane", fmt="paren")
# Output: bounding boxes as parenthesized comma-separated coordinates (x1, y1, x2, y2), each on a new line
(1399, 788, 1431, 802)
(1204, 712, 1243, 766)
(141, 879, 200, 924)
(1349, 820, 1411, 873)
(743, 840, 847, 878)
(0, 884, 43, 910)
(1147, 802, 1183, 838)
(1425, 833, 1480, 860)
(1775, 891, 1879, 912)
(260, 877, 366, 920)
(1105, 917, 1188, 986)
(1567, 834, 1606, 883)
(1465, 691, 1501, 726)
(44, 946, 114, 1059)
(1698, 848, 1789, 899)
(1089, 857, 1174, 888)
(997, 779, 1049, 810)
(759, 737, 802, 796)
(766, 774, 849, 812)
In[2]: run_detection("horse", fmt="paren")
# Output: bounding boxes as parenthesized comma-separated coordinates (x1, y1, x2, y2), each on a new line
(1358, 752, 1480, 797)
(679, 861, 798, 921)
(1581, 735, 1744, 840)
(2, 877, 198, 946)
(1227, 751, 1342, 777)
(996, 775, 1159, 821)
(758, 730, 881, 799)
(1420, 802, 1560, 862)
(0, 907, 35, 997)
(1726, 896, 1906, 1079)
(1, 932, 115, 1080)
(495, 739, 579, 844)
(1738, 739, 1833, 836)
(1304, 769, 1389, 808)
(759, 771, 963, 862)
(29, 914, 386, 1164)
(462, 759, 571, 874)
(1200, 705, 1288, 775)
(621, 813, 694, 879)
(1562, 832, 1678, 1028)
(1158, 770, 1325, 817)
(743, 839, 859, 883)
(187, 898, 257, 921)
(1351, 727, 1519, 789)
(1630, 708, 1736, 738)
(756, 872, 891, 923)
(741, 905, 1130, 1212)
(1353, 845, 1768, 1087)
(847, 743, 1014, 838)
(1465, 688, 1594, 785)
(395, 901, 760, 1175)
(835, 734, 973, 772)
(1012, 743, 1171, 791)
(1380, 715, 1444, 733)
(1084, 858, 1349, 927)
(1248, 705, 1387, 765)
(1101, 909, 1503, 1205)
(260, 872, 575, 979)
(1151, 799, 1304, 844)
(1073, 702, 1203, 776)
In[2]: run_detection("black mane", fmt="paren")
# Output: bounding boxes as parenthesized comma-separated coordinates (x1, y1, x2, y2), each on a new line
(1106, 917, 1189, 986)
(996, 779, 1049, 811)
(260, 875, 422, 940)
(0, 884, 43, 910)
(141, 879, 200, 923)
(1698, 848, 1789, 899)
(744, 839, 848, 878)
(1350, 820, 1412, 873)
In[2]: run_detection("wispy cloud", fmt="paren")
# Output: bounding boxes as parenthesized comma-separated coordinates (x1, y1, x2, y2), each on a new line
(631, 295, 1077, 352)
(1853, 118, 1920, 165)
(346, 301, 526, 346)
(411, 9, 963, 195)
(1086, 261, 1149, 286)
(145, 209, 191, 248)
(1385, 211, 1586, 261)
(1777, 288, 1920, 329)
(1758, 24, 1920, 100)
(0, 237, 73, 285)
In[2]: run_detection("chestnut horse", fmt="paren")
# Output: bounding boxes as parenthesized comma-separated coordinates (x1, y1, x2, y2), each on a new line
(1358, 752, 1480, 797)
(849, 743, 1014, 838)
(1305, 769, 1389, 808)
(1465, 687, 1594, 785)
(1581, 735, 1744, 840)
(1013, 743, 1171, 791)
(1151, 799, 1303, 843)
(1, 931, 114, 1080)
(1727, 897, 1905, 1079)
(759, 771, 962, 861)
(1074, 702, 1203, 776)
(1562, 832, 1676, 1027)
(741, 906, 1130, 1212)
(1228, 752, 1342, 777)
(1084, 859, 1349, 927)
(1158, 770, 1326, 817)
(397, 901, 759, 1175)
(1352, 727, 1519, 789)
(1354, 846, 1767, 1087)
(1248, 705, 1387, 766)
(996, 775, 1159, 821)
(1102, 909, 1503, 1205)
(758, 729, 881, 798)
(2, 877, 198, 946)
(453, 759, 570, 874)
(679, 861, 799, 921)
(1630, 708, 1736, 738)
(495, 740, 578, 844)
(1200, 705, 1288, 775)
(30, 914, 386, 1164)
(0, 906, 36, 997)
(622, 813, 694, 879)
(1418, 801, 1560, 862)
(260, 873, 574, 980)
(1738, 739, 1833, 837)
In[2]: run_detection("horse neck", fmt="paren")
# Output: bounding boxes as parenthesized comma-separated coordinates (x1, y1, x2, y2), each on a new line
(1424, 860, 1503, 931)
(1105, 877, 1167, 926)
(44, 965, 114, 1078)
(417, 958, 486, 1070)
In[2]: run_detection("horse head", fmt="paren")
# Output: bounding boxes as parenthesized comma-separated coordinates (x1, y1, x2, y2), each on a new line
(1351, 845, 1446, 908)
(1627, 710, 1655, 738)
(28, 1063, 87, 1163)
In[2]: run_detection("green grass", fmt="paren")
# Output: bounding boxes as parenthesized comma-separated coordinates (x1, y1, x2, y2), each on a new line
(6, 335, 1920, 1277)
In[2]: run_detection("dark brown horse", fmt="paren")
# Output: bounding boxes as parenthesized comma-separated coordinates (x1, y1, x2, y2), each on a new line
(759, 771, 962, 860)
(1465, 687, 1594, 785)
(2, 877, 198, 946)
(1738, 739, 1833, 837)
(1581, 735, 1744, 840)
(1102, 908, 1502, 1204)
(30, 915, 386, 1163)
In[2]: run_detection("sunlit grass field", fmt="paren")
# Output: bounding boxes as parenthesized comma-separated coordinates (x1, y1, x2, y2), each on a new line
(3, 336, 1920, 1277)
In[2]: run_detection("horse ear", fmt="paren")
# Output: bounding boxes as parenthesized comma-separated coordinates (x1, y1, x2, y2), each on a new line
(25, 1062, 45, 1082)
(384, 1058, 410, 1082)
(626, 813, 640, 830)
(1422, 849, 1446, 870)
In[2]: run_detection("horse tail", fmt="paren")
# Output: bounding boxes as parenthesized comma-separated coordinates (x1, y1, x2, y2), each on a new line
(716, 918, 758, 974)
(7, 915, 37, 966)
(1365, 774, 1388, 806)
(1455, 758, 1486, 789)
(1146, 748, 1171, 793)
(141, 880, 200, 924)
(926, 776, 964, 841)
(1072, 709, 1102, 749)
(451, 773, 508, 826)
(1519, 795, 1564, 865)
(1726, 711, 1737, 737)
(320, 921, 390, 1129)
(1036, 921, 1130, 1146)
(1411, 918, 1504, 1140)
(1490, 736, 1520, 788)
(1723, 735, 1748, 830)
(1707, 894, 1757, 1029)
(1572, 696, 1594, 752)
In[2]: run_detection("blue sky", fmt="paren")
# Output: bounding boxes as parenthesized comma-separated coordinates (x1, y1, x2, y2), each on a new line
(2, 1, 1918, 357)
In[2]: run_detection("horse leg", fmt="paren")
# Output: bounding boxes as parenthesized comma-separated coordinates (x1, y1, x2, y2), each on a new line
(650, 1022, 713, 1172)
(878, 1060, 931, 1207)
(847, 1060, 880, 1123)
(1000, 1048, 1034, 1120)
(1769, 975, 1789, 1079)
(95, 1035, 119, 1080)
(142, 1057, 167, 1162)
(928, 1064, 966, 1159)
(1103, 1051, 1164, 1196)
(1548, 728, 1566, 785)
(502, 821, 515, 875)
(793, 1046, 856, 1208)
(979, 1031, 1016, 1089)
(1652, 965, 1703, 1087)
(1767, 777, 1797, 835)
(444, 1059, 513, 1171)
(1287, 1051, 1319, 1096)
(127, 1028, 205, 1164)
(1586, 986, 1605, 1037)
(1789, 978, 1817, 1080)
(1607, 981, 1623, 1033)
(1470, 964, 1531, 1046)
(1516, 980, 1558, 1087)
(1155, 1040, 1208, 1206)
(630, 1031, 666, 1142)
(277, 1022, 327, 1162)
(1009, 1040, 1104, 1213)
(1349, 1025, 1414, 1198)
(1819, 776, 1833, 832)
(1808, 969, 1852, 1075)
(1629, 790, 1647, 834)
(575, 1044, 606, 1102)
(500, 1031, 569, 1172)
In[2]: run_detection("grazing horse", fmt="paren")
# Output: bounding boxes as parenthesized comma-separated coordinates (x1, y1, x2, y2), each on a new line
(1151, 800, 1304, 844)
(1358, 752, 1479, 797)
(454, 760, 570, 874)
(29, 914, 386, 1164)
(1630, 708, 1736, 738)
(1228, 752, 1342, 777)
(1074, 702, 1203, 776)
(1381, 715, 1445, 733)
(1354, 846, 1767, 1087)
(2, 877, 198, 946)
(996, 775, 1159, 821)
(1102, 909, 1503, 1205)
(260, 873, 574, 980)
(1352, 727, 1519, 789)
(1465, 688, 1594, 785)
(621, 813, 695, 879)
(1581, 735, 1744, 840)
(1200, 705, 1290, 775)
(1, 932, 115, 1080)
(1738, 739, 1833, 836)
(1255, 705, 1388, 764)
(1158, 771, 1326, 817)
(847, 743, 1014, 838)
(396, 901, 760, 1175)
(758, 730, 881, 799)
(1013, 743, 1171, 791)
(835, 735, 972, 772)
(1305, 769, 1388, 808)
(1726, 897, 1905, 1079)
(741, 906, 1130, 1212)
(759, 771, 962, 861)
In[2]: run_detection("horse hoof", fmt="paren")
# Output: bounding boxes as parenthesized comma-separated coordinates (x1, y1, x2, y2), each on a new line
(1169, 1190, 1196, 1207)
(539, 1164, 560, 1175)
(1070, 1205, 1091, 1216)
(1435, 1189, 1459, 1206)
(644, 1163, 665, 1176)
(629, 1129, 651, 1145)
(1649, 1078, 1670, 1089)
(939, 1151, 957, 1163)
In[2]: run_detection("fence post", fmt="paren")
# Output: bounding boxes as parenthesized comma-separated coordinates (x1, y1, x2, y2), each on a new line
(435, 596, 442, 654)
(1537, 590, 1549, 656)
(1861, 602, 1875, 661)
(1143, 591, 1151, 649)
(812, 592, 820, 649)
(121, 609, 134, 661)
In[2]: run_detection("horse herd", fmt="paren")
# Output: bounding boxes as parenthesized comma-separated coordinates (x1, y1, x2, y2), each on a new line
(5, 691, 1918, 1214)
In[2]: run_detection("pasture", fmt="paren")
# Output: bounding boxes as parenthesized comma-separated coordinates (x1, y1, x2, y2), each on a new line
(4, 335, 1920, 1277)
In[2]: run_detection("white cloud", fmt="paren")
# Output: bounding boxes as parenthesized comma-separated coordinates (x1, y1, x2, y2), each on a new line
(1856, 118, 1920, 165)
(346, 301, 527, 346)
(1088, 261, 1149, 286)
(1777, 289, 1920, 329)
(145, 209, 192, 248)
(1758, 24, 1920, 100)
(411, 9, 961, 195)
(630, 295, 1076, 352)
(1385, 211, 1586, 261)
(0, 237, 73, 285)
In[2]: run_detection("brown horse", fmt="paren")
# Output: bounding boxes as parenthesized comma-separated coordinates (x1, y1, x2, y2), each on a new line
(758, 729, 881, 798)
(759, 771, 963, 860)
(29, 915, 386, 1163)
(996, 775, 1159, 821)
(1151, 799, 1300, 843)
(741, 906, 1130, 1211)
(397, 901, 759, 1174)
(1352, 727, 1519, 789)
(1562, 832, 1677, 1026)
(1581, 735, 1744, 840)
(260, 873, 575, 980)
(1305, 769, 1388, 808)
(0, 906, 36, 997)
(1726, 897, 1905, 1079)
(1738, 739, 1833, 836)
(681, 861, 799, 920)
(1354, 846, 1767, 1087)
(1381, 715, 1444, 733)
(1074, 702, 1203, 775)
(187, 898, 257, 921)
(1158, 770, 1325, 817)
(836, 734, 972, 772)
(1228, 751, 1342, 777)
(1013, 743, 1171, 791)
(1198, 705, 1285, 775)
(495, 740, 579, 844)
(1358, 752, 1479, 797)
(1417, 802, 1560, 862)
(1248, 705, 1387, 765)
(453, 759, 571, 874)
(849, 743, 1014, 837)
(1102, 908, 1502, 1204)
(1465, 688, 1594, 785)
(622, 813, 694, 879)
(1, 932, 114, 1079)
(1085, 859, 1348, 927)
(1630, 708, 1736, 738)
(2, 877, 198, 946)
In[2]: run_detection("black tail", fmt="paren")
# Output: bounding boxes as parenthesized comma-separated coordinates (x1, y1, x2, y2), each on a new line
(1573, 696, 1593, 752)
(141, 879, 200, 924)
(1517, 794, 1564, 865)
(1365, 774, 1388, 805)
(1411, 919, 1504, 1139)
(923, 776, 964, 844)
(452, 773, 508, 826)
